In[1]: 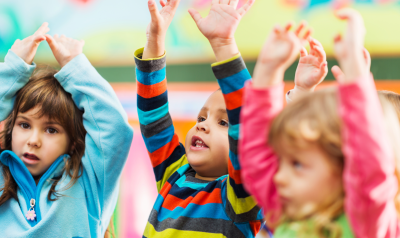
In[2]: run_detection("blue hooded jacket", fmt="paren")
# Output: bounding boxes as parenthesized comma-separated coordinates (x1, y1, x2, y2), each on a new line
(0, 51, 134, 237)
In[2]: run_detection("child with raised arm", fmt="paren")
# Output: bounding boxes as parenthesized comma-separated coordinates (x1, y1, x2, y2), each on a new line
(0, 23, 133, 237)
(135, 0, 262, 237)
(239, 9, 400, 238)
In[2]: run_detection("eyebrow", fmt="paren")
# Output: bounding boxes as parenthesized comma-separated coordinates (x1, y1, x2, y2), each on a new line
(16, 115, 62, 126)
(200, 107, 228, 115)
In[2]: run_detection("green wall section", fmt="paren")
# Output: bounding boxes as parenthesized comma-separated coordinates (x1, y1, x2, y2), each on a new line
(96, 57, 400, 83)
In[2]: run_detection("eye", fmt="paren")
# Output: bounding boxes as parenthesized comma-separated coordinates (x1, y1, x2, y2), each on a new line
(197, 117, 206, 123)
(292, 160, 303, 170)
(19, 123, 30, 129)
(219, 120, 229, 127)
(46, 127, 58, 134)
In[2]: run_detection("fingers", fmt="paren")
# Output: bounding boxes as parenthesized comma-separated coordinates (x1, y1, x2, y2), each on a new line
(188, 8, 202, 25)
(294, 22, 306, 36)
(273, 24, 284, 35)
(34, 22, 50, 37)
(168, 0, 180, 10)
(334, 33, 342, 43)
(335, 8, 365, 38)
(237, 0, 255, 16)
(300, 47, 308, 58)
(33, 35, 46, 44)
(160, 0, 166, 7)
(363, 48, 371, 69)
(331, 65, 345, 83)
(212, 0, 219, 5)
(284, 22, 293, 32)
(310, 38, 326, 62)
(229, 0, 239, 9)
(148, 0, 161, 21)
(220, 0, 230, 4)
(45, 34, 59, 53)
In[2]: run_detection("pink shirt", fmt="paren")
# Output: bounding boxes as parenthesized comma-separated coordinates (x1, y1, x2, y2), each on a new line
(239, 76, 400, 238)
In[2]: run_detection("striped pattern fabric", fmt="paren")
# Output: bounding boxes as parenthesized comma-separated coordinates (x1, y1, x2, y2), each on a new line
(135, 48, 263, 238)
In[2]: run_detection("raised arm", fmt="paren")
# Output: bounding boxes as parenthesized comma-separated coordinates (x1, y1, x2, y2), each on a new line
(0, 23, 49, 121)
(239, 22, 311, 223)
(136, 0, 187, 192)
(286, 37, 328, 102)
(47, 35, 133, 217)
(190, 0, 264, 228)
(332, 9, 400, 237)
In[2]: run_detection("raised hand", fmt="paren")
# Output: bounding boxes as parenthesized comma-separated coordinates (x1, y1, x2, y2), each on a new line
(294, 38, 328, 92)
(331, 48, 371, 83)
(143, 0, 180, 59)
(45, 34, 85, 68)
(10, 22, 49, 65)
(189, 0, 255, 61)
(253, 22, 311, 88)
(333, 8, 367, 82)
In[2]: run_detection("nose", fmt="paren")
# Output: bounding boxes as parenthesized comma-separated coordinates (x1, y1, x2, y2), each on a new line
(27, 130, 42, 148)
(196, 120, 210, 133)
(273, 164, 288, 188)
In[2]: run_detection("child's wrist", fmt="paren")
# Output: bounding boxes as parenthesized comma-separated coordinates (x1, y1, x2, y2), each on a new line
(294, 85, 315, 93)
(252, 68, 285, 88)
(209, 38, 239, 62)
(143, 40, 165, 59)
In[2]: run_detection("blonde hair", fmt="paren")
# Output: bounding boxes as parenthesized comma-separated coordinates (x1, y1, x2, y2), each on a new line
(267, 88, 400, 238)
(378, 90, 400, 217)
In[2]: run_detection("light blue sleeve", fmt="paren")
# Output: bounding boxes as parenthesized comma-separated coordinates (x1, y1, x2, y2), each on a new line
(0, 50, 36, 121)
(54, 54, 134, 225)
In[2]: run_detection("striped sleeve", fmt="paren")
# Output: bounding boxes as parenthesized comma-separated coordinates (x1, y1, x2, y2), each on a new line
(212, 55, 263, 226)
(134, 48, 188, 192)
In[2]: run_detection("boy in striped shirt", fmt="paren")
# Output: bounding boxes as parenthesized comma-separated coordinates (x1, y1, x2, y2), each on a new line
(135, 0, 263, 237)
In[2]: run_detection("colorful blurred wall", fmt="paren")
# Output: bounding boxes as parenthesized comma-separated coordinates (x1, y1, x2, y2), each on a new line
(1, 0, 400, 237)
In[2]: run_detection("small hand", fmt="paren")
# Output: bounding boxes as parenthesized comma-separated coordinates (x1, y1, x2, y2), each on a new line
(189, 0, 255, 61)
(294, 38, 328, 92)
(253, 22, 311, 88)
(45, 34, 85, 68)
(333, 8, 367, 82)
(144, 0, 180, 59)
(11, 22, 49, 65)
(331, 48, 371, 83)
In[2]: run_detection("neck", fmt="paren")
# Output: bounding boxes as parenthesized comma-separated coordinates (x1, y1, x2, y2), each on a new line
(32, 174, 43, 185)
(195, 173, 220, 181)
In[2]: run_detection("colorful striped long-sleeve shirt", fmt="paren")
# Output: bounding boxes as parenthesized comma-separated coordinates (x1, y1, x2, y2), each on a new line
(134, 48, 263, 238)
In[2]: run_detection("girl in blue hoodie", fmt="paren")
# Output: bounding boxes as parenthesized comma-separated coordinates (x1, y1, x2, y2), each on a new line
(0, 23, 133, 237)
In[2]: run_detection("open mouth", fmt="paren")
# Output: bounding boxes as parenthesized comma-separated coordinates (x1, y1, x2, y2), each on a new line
(191, 135, 209, 149)
(23, 153, 40, 164)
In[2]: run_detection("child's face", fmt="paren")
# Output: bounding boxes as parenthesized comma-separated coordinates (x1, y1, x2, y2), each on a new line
(185, 90, 229, 178)
(11, 106, 71, 177)
(273, 140, 343, 219)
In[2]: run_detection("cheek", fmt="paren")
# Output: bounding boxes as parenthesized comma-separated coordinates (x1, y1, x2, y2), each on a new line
(185, 127, 196, 147)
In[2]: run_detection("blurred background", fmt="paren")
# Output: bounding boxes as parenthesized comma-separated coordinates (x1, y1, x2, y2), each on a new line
(1, 0, 400, 237)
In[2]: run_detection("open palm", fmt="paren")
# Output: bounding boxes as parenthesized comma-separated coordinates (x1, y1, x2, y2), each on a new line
(189, 0, 254, 42)
(295, 38, 328, 90)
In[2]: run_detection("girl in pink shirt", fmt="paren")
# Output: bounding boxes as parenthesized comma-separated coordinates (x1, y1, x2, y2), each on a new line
(239, 9, 400, 238)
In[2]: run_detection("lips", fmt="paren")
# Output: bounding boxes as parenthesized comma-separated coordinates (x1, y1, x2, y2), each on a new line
(22, 153, 40, 165)
(190, 135, 209, 150)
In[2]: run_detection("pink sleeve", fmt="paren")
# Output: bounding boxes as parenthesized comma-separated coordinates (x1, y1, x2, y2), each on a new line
(239, 81, 284, 222)
(339, 75, 400, 238)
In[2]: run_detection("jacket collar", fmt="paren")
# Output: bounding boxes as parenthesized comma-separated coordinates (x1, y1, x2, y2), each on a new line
(0, 150, 69, 225)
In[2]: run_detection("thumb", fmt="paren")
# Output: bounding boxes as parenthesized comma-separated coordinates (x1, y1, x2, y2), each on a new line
(188, 8, 202, 25)
(300, 47, 308, 58)
(33, 35, 46, 44)
(331, 65, 345, 83)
